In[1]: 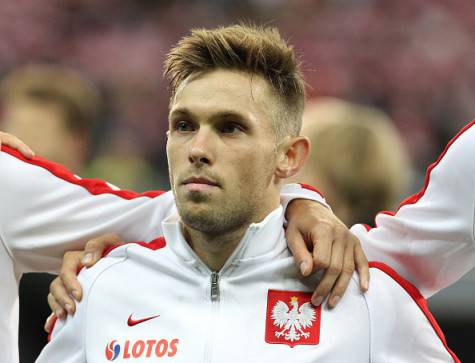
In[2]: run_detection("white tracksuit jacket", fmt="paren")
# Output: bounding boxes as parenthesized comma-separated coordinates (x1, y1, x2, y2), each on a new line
(37, 119, 475, 363)
(37, 207, 459, 362)
(2, 119, 475, 362)
(0, 147, 322, 363)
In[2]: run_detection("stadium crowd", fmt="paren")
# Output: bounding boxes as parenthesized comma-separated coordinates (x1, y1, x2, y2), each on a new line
(1, 0, 474, 178)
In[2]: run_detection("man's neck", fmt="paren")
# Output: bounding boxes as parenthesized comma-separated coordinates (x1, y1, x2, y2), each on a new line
(183, 224, 249, 272)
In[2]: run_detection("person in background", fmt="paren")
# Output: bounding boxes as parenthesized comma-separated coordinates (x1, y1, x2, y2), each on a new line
(0, 64, 102, 362)
(297, 98, 411, 226)
(0, 64, 101, 173)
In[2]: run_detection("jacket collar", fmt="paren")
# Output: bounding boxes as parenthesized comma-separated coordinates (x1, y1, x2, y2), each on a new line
(161, 206, 287, 273)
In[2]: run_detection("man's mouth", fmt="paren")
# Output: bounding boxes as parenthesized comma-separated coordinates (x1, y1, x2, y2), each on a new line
(182, 176, 220, 191)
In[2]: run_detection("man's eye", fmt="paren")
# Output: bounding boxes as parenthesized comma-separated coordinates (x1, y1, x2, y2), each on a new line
(175, 121, 194, 132)
(220, 123, 243, 134)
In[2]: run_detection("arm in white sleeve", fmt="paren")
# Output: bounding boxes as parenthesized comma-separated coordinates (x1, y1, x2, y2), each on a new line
(280, 183, 329, 213)
(367, 263, 459, 362)
(0, 146, 176, 274)
(352, 120, 475, 298)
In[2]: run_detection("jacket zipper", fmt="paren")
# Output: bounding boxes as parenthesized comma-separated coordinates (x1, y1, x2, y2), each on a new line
(204, 271, 220, 363)
(210, 271, 220, 301)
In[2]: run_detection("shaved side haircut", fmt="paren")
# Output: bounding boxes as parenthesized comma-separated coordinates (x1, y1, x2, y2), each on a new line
(164, 23, 306, 140)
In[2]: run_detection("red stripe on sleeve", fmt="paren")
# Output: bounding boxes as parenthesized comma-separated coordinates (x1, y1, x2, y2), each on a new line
(47, 315, 59, 342)
(298, 183, 325, 198)
(102, 236, 167, 257)
(369, 261, 461, 363)
(365, 119, 475, 229)
(1, 146, 166, 199)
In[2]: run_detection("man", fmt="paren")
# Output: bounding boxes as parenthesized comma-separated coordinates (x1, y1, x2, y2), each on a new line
(0, 95, 362, 363)
(37, 24, 459, 362)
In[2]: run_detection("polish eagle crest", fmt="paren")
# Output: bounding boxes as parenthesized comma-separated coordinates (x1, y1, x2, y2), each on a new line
(271, 296, 316, 342)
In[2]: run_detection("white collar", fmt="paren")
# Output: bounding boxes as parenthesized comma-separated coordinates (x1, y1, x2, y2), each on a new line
(161, 206, 287, 273)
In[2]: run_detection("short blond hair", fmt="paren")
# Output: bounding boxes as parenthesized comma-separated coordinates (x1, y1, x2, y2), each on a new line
(164, 23, 305, 139)
(302, 98, 411, 224)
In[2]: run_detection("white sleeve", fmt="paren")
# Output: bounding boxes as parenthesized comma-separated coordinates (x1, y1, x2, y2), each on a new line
(35, 314, 85, 363)
(35, 257, 123, 363)
(352, 121, 475, 298)
(367, 263, 459, 362)
(280, 183, 329, 212)
(0, 146, 176, 274)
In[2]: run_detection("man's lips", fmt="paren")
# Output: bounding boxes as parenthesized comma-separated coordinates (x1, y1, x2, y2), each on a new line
(183, 177, 219, 186)
(182, 176, 220, 191)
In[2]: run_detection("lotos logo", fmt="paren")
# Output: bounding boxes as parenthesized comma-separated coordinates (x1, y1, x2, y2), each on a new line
(105, 338, 179, 360)
(105, 340, 121, 361)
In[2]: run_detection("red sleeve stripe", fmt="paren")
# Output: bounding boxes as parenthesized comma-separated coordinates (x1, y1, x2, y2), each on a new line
(366, 119, 475, 229)
(369, 261, 461, 363)
(1, 146, 166, 200)
(102, 236, 167, 257)
(47, 315, 59, 343)
(298, 183, 325, 198)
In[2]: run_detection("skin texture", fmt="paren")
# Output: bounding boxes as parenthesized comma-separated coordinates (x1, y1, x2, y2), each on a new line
(166, 69, 306, 271)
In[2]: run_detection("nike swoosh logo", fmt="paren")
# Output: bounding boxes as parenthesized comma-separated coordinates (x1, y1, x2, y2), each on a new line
(127, 314, 160, 327)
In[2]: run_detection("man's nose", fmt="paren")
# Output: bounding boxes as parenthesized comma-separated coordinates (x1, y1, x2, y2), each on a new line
(188, 129, 213, 165)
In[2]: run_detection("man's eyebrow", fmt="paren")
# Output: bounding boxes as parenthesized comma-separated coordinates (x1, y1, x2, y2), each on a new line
(169, 108, 192, 119)
(169, 108, 249, 122)
(211, 111, 248, 121)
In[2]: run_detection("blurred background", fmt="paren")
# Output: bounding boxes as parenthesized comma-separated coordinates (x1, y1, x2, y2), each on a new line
(0, 0, 473, 361)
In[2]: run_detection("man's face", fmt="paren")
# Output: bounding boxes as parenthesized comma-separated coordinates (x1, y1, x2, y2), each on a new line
(167, 69, 281, 235)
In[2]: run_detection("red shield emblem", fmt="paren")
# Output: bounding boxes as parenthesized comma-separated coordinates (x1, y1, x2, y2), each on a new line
(265, 289, 321, 348)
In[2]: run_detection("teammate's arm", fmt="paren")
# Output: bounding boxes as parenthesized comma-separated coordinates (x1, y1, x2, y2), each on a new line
(354, 120, 475, 298)
(0, 145, 176, 274)
(287, 120, 475, 299)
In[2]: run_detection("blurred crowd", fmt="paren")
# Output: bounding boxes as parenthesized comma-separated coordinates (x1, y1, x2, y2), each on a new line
(1, 0, 474, 188)
(0, 1, 474, 361)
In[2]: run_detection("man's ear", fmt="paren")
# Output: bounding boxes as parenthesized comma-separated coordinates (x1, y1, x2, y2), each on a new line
(275, 136, 310, 179)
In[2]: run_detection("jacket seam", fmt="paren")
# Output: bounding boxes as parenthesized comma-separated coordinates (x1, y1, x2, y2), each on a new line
(358, 275, 373, 363)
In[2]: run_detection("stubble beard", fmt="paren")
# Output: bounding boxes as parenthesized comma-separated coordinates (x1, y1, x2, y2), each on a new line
(176, 189, 256, 237)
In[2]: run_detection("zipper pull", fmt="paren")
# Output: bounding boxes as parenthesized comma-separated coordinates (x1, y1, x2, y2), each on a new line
(210, 271, 220, 301)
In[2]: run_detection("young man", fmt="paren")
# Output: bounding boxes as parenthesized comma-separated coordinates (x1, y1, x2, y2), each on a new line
(37, 24, 460, 362)
(0, 92, 360, 363)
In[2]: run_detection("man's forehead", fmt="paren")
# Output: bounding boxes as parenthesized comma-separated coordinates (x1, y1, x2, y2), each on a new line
(170, 69, 276, 118)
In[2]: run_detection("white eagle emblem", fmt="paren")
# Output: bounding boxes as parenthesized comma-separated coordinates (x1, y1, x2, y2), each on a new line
(271, 296, 316, 342)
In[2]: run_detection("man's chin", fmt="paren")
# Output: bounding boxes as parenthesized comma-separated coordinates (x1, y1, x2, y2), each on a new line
(183, 190, 213, 203)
